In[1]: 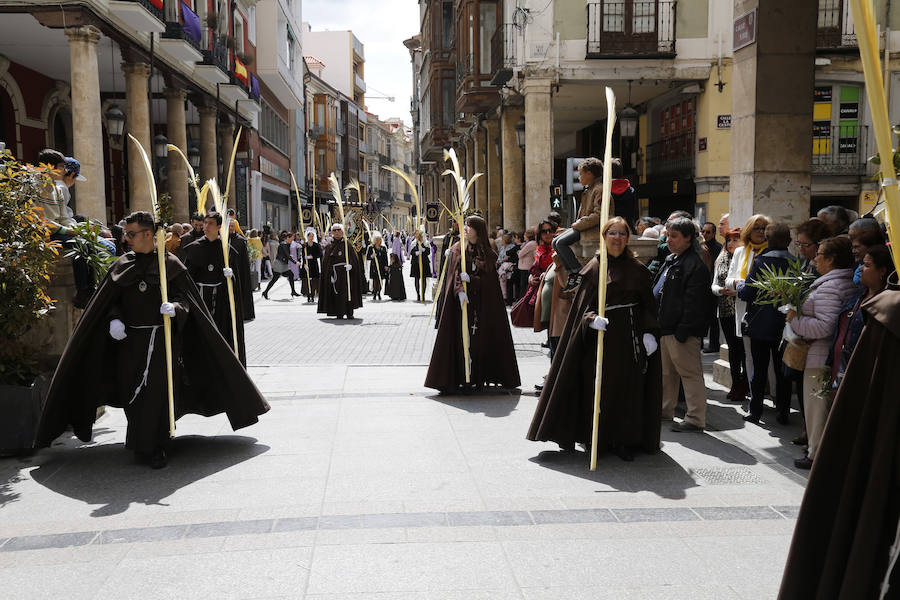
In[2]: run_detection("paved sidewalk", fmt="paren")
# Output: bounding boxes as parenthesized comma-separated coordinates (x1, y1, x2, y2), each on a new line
(0, 271, 808, 599)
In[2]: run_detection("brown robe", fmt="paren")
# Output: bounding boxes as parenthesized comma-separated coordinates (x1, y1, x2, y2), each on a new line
(527, 251, 662, 453)
(779, 285, 900, 599)
(317, 238, 364, 317)
(425, 241, 520, 391)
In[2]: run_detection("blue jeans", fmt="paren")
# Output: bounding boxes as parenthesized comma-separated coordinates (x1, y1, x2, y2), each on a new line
(551, 228, 582, 274)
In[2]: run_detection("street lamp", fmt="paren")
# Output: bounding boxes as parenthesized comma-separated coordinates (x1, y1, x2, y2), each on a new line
(188, 144, 201, 170)
(619, 105, 639, 140)
(153, 134, 169, 159)
(106, 105, 126, 139)
(515, 115, 526, 149)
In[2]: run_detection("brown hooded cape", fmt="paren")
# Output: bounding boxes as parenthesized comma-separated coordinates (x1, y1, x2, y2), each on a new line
(779, 285, 900, 599)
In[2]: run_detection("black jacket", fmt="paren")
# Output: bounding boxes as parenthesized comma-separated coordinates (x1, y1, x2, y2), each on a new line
(738, 249, 794, 342)
(652, 247, 712, 341)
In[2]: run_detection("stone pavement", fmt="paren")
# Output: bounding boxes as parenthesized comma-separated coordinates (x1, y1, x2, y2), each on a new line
(0, 268, 810, 599)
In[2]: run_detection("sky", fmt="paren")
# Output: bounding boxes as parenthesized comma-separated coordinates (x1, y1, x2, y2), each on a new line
(302, 0, 419, 126)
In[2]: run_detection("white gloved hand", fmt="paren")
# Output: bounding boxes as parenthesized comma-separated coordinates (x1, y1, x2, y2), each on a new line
(588, 316, 609, 331)
(445, 249, 451, 257)
(460, 272, 471, 283)
(458, 291, 469, 307)
(109, 319, 127, 341)
(345, 264, 353, 271)
(642, 333, 658, 356)
(223, 267, 233, 278)
(159, 302, 176, 318)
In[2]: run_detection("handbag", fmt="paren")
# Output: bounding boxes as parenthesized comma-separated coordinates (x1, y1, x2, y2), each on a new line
(782, 338, 811, 371)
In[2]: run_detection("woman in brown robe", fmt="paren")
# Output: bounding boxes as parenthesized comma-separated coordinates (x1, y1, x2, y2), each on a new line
(527, 217, 662, 461)
(425, 215, 520, 393)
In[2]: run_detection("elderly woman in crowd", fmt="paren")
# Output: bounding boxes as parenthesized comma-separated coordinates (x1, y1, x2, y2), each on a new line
(737, 223, 794, 424)
(527, 217, 661, 461)
(786, 236, 857, 469)
(712, 227, 747, 401)
(795, 218, 831, 274)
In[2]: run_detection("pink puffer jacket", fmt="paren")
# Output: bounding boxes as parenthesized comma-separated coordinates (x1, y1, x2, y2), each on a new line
(790, 268, 857, 369)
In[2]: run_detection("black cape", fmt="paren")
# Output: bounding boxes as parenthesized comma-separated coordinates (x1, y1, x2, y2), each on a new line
(386, 262, 407, 300)
(409, 242, 431, 279)
(230, 233, 255, 321)
(317, 239, 364, 317)
(779, 285, 900, 599)
(366, 245, 389, 293)
(425, 241, 520, 391)
(527, 252, 662, 453)
(36, 251, 269, 449)
(181, 236, 247, 365)
(177, 229, 203, 260)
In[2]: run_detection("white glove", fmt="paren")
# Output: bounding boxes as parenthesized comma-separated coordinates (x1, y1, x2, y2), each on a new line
(460, 272, 471, 283)
(223, 267, 233, 278)
(642, 333, 658, 356)
(445, 249, 451, 257)
(458, 291, 469, 307)
(588, 316, 609, 331)
(159, 302, 176, 317)
(109, 319, 127, 340)
(345, 264, 353, 271)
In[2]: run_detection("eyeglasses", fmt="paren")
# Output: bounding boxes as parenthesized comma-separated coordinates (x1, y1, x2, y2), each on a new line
(605, 230, 628, 238)
(124, 229, 151, 239)
(751, 226, 767, 232)
(796, 242, 815, 248)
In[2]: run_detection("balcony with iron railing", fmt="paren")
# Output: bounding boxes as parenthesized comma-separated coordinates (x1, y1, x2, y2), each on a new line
(200, 38, 229, 74)
(378, 152, 391, 165)
(378, 189, 391, 203)
(586, 0, 676, 58)
(336, 118, 347, 137)
(812, 124, 868, 175)
(645, 131, 695, 179)
(817, 0, 857, 49)
(490, 23, 516, 86)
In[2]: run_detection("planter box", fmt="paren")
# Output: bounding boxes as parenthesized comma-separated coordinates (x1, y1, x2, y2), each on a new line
(0, 375, 48, 456)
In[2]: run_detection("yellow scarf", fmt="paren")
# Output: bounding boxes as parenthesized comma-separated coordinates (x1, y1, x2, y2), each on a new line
(739, 240, 768, 279)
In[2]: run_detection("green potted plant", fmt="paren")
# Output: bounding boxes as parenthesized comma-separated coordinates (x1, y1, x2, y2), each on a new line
(0, 150, 60, 454)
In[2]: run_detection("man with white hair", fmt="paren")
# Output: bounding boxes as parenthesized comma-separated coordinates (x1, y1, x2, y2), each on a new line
(318, 223, 364, 319)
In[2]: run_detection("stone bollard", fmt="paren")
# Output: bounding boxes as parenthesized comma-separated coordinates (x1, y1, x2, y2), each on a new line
(22, 256, 83, 373)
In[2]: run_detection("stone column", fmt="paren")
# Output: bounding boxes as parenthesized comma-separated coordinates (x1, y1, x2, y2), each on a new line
(473, 127, 487, 217)
(122, 62, 152, 213)
(465, 138, 475, 186)
(483, 118, 502, 229)
(501, 107, 525, 232)
(198, 106, 218, 194)
(65, 26, 106, 221)
(218, 121, 236, 208)
(730, 0, 816, 227)
(165, 88, 189, 223)
(524, 77, 553, 230)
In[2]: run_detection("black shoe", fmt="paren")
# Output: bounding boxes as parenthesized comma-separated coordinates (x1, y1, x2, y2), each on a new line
(541, 341, 550, 348)
(794, 456, 813, 470)
(149, 447, 167, 469)
(742, 414, 761, 424)
(611, 444, 634, 462)
(291, 292, 301, 297)
(562, 273, 583, 292)
(776, 413, 789, 425)
(262, 291, 269, 300)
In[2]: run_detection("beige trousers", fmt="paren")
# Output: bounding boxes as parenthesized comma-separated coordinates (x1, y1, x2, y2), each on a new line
(803, 366, 831, 460)
(660, 335, 708, 428)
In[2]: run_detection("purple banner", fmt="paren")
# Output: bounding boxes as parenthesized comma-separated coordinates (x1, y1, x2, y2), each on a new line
(181, 2, 202, 44)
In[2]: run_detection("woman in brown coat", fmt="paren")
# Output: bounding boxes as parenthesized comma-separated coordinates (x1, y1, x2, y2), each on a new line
(527, 218, 662, 460)
(425, 215, 520, 393)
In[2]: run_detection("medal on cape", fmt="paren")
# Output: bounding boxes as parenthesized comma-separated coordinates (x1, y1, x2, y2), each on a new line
(208, 264, 214, 271)
(138, 280, 148, 293)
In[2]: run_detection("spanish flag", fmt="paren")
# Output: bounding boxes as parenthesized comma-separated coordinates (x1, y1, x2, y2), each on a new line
(234, 57, 248, 84)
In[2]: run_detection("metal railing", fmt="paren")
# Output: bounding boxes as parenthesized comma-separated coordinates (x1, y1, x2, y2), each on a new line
(378, 152, 390, 165)
(587, 0, 676, 57)
(812, 124, 867, 175)
(645, 131, 695, 178)
(336, 118, 347, 137)
(456, 52, 474, 88)
(129, 0, 164, 23)
(817, 0, 857, 49)
(378, 189, 391, 202)
(201, 39, 228, 73)
(491, 24, 516, 86)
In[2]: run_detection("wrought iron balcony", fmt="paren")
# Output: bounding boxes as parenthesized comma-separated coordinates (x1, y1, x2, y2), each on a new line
(200, 39, 228, 74)
(645, 131, 695, 179)
(586, 0, 676, 58)
(490, 24, 516, 86)
(378, 152, 390, 165)
(817, 0, 857, 49)
(812, 124, 868, 175)
(456, 52, 474, 88)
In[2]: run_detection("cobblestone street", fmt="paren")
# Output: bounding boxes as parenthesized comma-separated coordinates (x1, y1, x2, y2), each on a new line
(1, 272, 809, 599)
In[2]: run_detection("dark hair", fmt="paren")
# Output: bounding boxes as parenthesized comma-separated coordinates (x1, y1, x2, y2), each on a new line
(855, 227, 886, 248)
(610, 157, 623, 178)
(547, 212, 562, 226)
(702, 221, 716, 229)
(205, 212, 223, 226)
(765, 222, 792, 250)
(865, 245, 893, 274)
(819, 236, 853, 269)
(796, 218, 830, 244)
(579, 157, 603, 178)
(538, 219, 557, 244)
(279, 231, 291, 241)
(667, 217, 697, 240)
(190, 212, 204, 222)
(124, 211, 157, 230)
(37, 148, 65, 168)
(464, 215, 493, 258)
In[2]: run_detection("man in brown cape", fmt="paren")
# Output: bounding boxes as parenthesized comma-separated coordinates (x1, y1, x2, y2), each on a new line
(779, 284, 900, 599)
(36, 211, 269, 469)
(318, 223, 363, 319)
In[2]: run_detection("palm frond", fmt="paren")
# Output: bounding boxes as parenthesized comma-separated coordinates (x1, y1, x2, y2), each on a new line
(127, 134, 159, 223)
(328, 172, 346, 222)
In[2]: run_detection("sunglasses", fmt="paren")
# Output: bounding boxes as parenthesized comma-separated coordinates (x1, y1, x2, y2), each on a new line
(540, 229, 553, 234)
